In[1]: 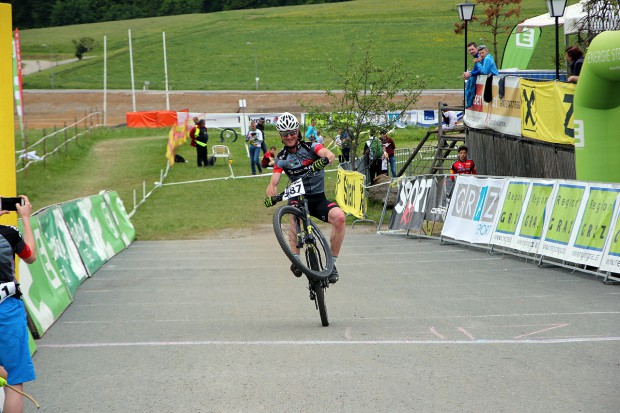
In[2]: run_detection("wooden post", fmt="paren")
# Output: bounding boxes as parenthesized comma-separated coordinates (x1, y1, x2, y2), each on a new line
(64, 121, 67, 151)
(42, 128, 46, 168)
(75, 117, 78, 145)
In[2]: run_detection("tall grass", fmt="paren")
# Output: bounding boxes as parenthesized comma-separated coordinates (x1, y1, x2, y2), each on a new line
(19, 0, 554, 91)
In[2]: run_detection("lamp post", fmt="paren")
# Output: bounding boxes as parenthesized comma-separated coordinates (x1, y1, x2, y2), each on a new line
(546, 0, 567, 80)
(457, 2, 476, 73)
(246, 42, 259, 90)
(457, 2, 475, 106)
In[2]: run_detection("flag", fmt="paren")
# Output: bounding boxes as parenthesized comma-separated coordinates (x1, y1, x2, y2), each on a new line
(501, 25, 541, 70)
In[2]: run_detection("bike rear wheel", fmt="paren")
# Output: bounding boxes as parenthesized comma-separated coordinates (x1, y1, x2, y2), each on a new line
(273, 205, 333, 280)
(311, 281, 329, 327)
(220, 128, 238, 142)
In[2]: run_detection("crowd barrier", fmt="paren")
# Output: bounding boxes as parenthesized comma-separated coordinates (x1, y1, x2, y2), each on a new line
(382, 174, 620, 282)
(17, 191, 135, 339)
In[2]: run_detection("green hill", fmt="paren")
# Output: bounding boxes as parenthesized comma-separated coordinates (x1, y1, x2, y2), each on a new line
(19, 0, 554, 91)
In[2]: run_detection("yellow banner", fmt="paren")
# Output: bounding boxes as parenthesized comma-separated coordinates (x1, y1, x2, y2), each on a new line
(521, 79, 576, 145)
(0, 3, 17, 227)
(335, 169, 365, 219)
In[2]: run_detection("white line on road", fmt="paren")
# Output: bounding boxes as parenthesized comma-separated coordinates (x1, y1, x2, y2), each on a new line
(38, 336, 620, 349)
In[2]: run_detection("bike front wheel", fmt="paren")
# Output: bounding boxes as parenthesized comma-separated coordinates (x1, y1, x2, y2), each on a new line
(220, 128, 238, 142)
(273, 205, 333, 280)
(311, 281, 329, 327)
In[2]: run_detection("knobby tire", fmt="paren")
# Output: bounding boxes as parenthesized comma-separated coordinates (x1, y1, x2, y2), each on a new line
(220, 128, 238, 142)
(312, 281, 329, 327)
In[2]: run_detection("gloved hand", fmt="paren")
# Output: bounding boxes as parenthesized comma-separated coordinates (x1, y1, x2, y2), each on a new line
(264, 196, 276, 208)
(311, 157, 329, 172)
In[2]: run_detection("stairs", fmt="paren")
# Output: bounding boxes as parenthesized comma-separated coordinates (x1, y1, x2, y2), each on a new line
(428, 103, 466, 174)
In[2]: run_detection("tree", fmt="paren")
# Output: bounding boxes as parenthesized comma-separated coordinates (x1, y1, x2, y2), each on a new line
(574, 0, 620, 48)
(453, 0, 521, 60)
(72, 37, 97, 60)
(301, 41, 426, 169)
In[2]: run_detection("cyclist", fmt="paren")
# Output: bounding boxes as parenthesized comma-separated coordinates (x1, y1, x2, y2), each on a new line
(265, 112, 345, 283)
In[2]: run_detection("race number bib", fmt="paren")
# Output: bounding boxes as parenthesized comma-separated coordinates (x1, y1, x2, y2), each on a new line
(282, 178, 305, 201)
(0, 281, 17, 304)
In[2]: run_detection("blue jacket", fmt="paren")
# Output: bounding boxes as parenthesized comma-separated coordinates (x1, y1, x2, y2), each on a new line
(470, 54, 499, 77)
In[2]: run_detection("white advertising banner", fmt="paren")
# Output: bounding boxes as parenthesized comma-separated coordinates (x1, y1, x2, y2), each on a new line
(538, 182, 589, 261)
(563, 184, 620, 267)
(441, 175, 507, 244)
(491, 179, 557, 254)
(599, 202, 620, 274)
(464, 75, 522, 137)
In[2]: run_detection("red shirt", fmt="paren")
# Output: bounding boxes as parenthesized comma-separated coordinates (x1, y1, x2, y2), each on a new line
(450, 159, 476, 175)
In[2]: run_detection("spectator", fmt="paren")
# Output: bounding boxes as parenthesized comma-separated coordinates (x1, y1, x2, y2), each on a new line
(256, 117, 268, 155)
(566, 46, 584, 83)
(364, 130, 383, 183)
(1, 195, 37, 413)
(450, 145, 477, 175)
(464, 45, 498, 80)
(188, 116, 199, 148)
(315, 130, 325, 144)
(439, 104, 458, 131)
(379, 129, 397, 177)
(261, 146, 276, 169)
(338, 127, 352, 162)
(464, 41, 481, 108)
(195, 119, 209, 167)
(305, 118, 317, 141)
(246, 121, 264, 175)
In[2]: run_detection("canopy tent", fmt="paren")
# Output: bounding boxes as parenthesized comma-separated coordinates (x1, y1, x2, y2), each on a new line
(516, 0, 619, 36)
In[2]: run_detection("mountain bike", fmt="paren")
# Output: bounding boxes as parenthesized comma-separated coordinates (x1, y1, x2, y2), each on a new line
(268, 174, 334, 327)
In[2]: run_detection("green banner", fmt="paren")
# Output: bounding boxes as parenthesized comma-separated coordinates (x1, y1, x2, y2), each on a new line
(36, 206, 88, 295)
(574, 187, 620, 251)
(496, 181, 529, 234)
(103, 191, 136, 247)
(574, 31, 620, 183)
(18, 217, 72, 338)
(518, 183, 554, 239)
(89, 194, 127, 255)
(60, 199, 108, 274)
(501, 26, 541, 70)
(545, 184, 586, 244)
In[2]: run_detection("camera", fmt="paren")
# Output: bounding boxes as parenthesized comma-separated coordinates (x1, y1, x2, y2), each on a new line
(0, 197, 24, 212)
(251, 132, 257, 136)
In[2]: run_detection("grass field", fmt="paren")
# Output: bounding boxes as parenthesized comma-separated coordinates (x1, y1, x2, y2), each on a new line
(19, 0, 555, 91)
(16, 125, 429, 239)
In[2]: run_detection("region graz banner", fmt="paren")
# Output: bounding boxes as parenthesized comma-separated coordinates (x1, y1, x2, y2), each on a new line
(335, 168, 365, 219)
(501, 26, 541, 70)
(520, 79, 576, 145)
(600, 203, 620, 274)
(490, 179, 556, 255)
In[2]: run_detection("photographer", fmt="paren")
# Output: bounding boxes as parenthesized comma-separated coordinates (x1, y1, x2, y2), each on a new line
(246, 121, 264, 175)
(1, 195, 37, 413)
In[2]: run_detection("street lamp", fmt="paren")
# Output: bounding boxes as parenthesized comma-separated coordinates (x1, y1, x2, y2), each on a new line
(457, 2, 476, 73)
(246, 42, 259, 90)
(546, 0, 567, 80)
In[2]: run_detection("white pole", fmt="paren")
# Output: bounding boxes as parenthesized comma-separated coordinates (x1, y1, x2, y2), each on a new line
(103, 35, 107, 127)
(128, 29, 136, 112)
(163, 32, 170, 111)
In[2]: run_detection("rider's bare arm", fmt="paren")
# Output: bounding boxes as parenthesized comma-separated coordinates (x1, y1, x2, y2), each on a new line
(316, 147, 335, 164)
(266, 171, 282, 197)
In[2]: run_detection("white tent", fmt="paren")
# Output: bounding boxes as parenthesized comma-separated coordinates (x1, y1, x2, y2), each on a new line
(516, 0, 587, 35)
(516, 0, 619, 35)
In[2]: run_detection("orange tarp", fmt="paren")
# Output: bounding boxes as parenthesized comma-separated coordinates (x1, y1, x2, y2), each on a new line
(126, 110, 178, 128)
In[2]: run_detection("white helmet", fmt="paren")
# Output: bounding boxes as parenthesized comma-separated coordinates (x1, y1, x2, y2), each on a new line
(275, 112, 299, 131)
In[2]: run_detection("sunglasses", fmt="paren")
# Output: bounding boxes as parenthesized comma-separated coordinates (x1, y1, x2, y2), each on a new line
(279, 130, 297, 137)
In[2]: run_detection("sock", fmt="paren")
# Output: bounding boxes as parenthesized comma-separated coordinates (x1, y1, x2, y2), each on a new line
(333, 256, 338, 264)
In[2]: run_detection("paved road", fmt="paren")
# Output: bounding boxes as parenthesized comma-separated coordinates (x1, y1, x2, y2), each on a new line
(21, 227, 620, 412)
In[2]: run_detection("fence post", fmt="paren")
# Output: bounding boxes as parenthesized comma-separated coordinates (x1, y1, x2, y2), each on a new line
(53, 125, 57, 157)
(75, 117, 78, 145)
(42, 128, 47, 168)
(64, 121, 68, 151)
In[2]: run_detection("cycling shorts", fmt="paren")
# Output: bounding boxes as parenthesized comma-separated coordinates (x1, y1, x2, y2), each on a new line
(289, 192, 339, 223)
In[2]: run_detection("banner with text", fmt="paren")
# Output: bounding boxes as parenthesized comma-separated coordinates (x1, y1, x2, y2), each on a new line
(464, 75, 522, 137)
(441, 175, 507, 244)
(335, 168, 366, 219)
(520, 79, 576, 145)
(599, 202, 620, 274)
(389, 175, 450, 232)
